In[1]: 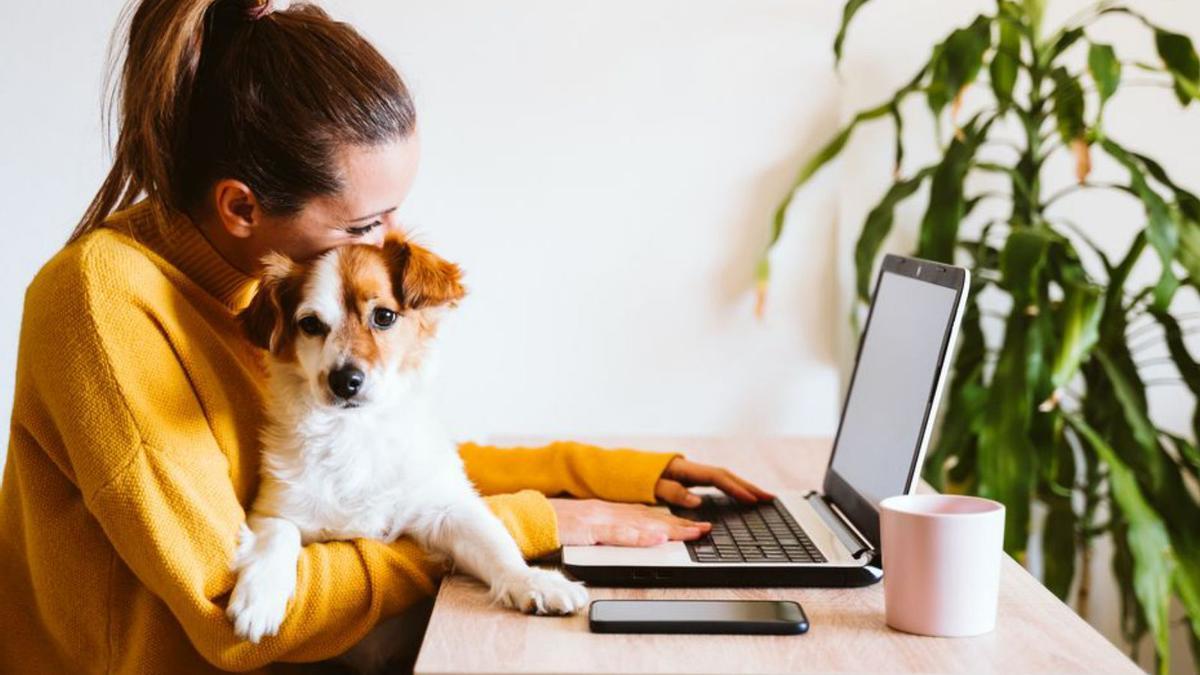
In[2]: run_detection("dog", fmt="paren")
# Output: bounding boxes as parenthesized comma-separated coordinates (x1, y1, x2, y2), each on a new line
(226, 233, 588, 666)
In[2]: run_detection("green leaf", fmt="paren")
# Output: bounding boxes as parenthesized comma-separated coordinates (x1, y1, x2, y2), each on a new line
(917, 114, 994, 262)
(924, 290, 987, 492)
(1150, 309, 1200, 396)
(1050, 282, 1103, 390)
(926, 16, 993, 117)
(1155, 29, 1200, 105)
(1180, 221, 1200, 289)
(1172, 529, 1200, 654)
(1112, 145, 1200, 289)
(758, 101, 893, 283)
(833, 0, 873, 65)
(1101, 139, 1179, 309)
(1051, 66, 1086, 144)
(1095, 350, 1164, 491)
(1087, 42, 1121, 108)
(888, 102, 905, 175)
(1039, 27, 1083, 68)
(1065, 413, 1175, 674)
(1164, 434, 1200, 480)
(1122, 148, 1200, 230)
(1149, 309, 1200, 479)
(1104, 232, 1146, 322)
(853, 168, 934, 301)
(990, 17, 1021, 108)
(1042, 495, 1077, 599)
(1000, 228, 1052, 304)
(1021, 0, 1045, 37)
(1109, 518, 1149, 649)
(978, 307, 1049, 554)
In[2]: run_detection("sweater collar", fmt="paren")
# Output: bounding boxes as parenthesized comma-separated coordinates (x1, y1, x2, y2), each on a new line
(108, 201, 259, 312)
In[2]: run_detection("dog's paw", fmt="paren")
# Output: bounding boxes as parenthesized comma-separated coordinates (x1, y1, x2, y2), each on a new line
(227, 559, 296, 643)
(490, 567, 588, 615)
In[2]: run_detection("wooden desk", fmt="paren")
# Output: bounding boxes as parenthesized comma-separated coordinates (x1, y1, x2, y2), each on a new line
(414, 437, 1140, 674)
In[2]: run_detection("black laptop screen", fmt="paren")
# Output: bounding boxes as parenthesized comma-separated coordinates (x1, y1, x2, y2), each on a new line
(827, 265, 961, 507)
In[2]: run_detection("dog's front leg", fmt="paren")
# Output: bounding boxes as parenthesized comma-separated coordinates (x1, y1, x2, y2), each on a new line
(417, 498, 588, 615)
(227, 514, 303, 643)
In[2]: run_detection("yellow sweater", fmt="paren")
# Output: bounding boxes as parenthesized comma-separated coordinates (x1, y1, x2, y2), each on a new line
(0, 202, 681, 674)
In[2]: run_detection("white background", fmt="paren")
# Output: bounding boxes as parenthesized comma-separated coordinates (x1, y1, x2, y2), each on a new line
(1, 1, 1198, 671)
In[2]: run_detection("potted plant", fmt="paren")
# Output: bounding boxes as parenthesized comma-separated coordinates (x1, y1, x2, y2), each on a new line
(756, 1, 1200, 670)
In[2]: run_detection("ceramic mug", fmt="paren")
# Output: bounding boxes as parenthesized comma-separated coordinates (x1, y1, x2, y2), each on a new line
(879, 494, 1005, 637)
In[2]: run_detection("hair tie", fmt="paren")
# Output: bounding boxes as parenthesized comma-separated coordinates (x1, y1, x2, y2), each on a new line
(246, 0, 292, 21)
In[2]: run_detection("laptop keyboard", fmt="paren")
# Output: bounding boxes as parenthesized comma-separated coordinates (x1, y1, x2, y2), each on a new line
(669, 494, 827, 564)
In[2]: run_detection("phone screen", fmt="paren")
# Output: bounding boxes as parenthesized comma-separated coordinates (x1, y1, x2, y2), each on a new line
(590, 599, 803, 623)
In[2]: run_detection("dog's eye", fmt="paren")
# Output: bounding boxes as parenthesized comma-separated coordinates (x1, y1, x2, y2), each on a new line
(372, 307, 398, 329)
(298, 316, 328, 336)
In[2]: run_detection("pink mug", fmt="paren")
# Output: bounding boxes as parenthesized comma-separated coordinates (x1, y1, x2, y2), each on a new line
(879, 494, 1005, 637)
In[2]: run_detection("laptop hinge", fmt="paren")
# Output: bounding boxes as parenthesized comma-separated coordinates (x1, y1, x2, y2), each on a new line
(804, 491, 874, 559)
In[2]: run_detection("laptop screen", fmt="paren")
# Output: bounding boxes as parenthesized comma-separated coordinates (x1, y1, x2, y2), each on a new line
(828, 264, 962, 508)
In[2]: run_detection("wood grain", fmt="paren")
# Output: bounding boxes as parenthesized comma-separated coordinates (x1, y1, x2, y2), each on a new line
(414, 437, 1140, 674)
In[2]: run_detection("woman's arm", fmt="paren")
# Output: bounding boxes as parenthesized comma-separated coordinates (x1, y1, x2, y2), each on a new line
(24, 251, 557, 669)
(458, 440, 681, 504)
(88, 454, 554, 667)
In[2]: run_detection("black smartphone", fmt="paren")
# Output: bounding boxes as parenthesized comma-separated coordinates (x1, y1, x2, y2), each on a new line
(588, 599, 809, 635)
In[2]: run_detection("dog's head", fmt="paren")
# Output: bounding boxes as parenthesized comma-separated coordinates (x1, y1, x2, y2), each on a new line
(238, 232, 466, 408)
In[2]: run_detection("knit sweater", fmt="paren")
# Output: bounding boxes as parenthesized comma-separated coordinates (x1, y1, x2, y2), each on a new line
(0, 202, 681, 674)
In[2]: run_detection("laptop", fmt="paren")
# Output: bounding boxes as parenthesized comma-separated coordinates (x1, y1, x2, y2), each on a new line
(563, 254, 969, 587)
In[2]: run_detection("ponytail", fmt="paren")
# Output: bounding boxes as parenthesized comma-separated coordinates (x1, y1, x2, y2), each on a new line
(71, 0, 416, 243)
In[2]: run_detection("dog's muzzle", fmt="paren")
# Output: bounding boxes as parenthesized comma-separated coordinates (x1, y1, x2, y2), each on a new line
(328, 365, 365, 401)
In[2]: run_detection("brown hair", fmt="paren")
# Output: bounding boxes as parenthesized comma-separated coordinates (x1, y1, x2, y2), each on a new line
(70, 0, 416, 242)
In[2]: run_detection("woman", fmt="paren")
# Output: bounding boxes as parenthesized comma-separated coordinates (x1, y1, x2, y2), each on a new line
(0, 1, 774, 673)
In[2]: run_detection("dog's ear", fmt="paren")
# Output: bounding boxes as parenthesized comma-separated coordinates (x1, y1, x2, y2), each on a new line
(383, 233, 466, 310)
(238, 252, 298, 353)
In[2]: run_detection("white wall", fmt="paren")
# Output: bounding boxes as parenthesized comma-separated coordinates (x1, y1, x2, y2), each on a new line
(0, 0, 847, 448)
(2, 1, 1198, 672)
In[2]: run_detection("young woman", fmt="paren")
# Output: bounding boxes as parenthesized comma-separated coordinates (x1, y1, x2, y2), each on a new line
(0, 1, 774, 672)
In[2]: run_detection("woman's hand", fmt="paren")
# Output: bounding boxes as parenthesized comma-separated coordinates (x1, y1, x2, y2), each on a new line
(548, 498, 713, 546)
(548, 457, 775, 547)
(654, 456, 776, 507)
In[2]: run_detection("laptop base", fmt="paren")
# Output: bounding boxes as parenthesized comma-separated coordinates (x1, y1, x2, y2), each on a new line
(564, 558, 882, 588)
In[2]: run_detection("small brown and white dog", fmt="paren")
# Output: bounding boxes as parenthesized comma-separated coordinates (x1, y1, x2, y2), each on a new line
(226, 233, 587, 656)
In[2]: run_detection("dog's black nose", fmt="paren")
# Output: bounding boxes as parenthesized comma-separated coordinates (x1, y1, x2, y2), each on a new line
(328, 366, 365, 399)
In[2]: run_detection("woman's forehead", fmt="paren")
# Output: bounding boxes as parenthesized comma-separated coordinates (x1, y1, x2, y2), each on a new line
(330, 136, 421, 220)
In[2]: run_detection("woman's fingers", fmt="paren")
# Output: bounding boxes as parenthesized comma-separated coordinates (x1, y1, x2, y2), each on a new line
(594, 523, 702, 547)
(590, 505, 711, 546)
(593, 524, 666, 547)
(703, 468, 775, 502)
(722, 470, 776, 501)
(707, 470, 761, 503)
(663, 458, 777, 503)
(655, 478, 702, 507)
(635, 502, 711, 533)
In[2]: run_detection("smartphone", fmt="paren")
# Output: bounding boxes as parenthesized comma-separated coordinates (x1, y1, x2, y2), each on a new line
(588, 599, 809, 635)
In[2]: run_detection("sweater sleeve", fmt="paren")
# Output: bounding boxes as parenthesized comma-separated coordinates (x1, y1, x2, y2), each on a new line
(23, 250, 559, 670)
(458, 440, 682, 504)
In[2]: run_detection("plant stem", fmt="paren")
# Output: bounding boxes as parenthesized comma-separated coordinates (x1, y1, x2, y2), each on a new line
(1042, 181, 1124, 209)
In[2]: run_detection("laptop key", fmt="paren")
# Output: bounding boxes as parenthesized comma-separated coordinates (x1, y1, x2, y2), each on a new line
(679, 496, 832, 565)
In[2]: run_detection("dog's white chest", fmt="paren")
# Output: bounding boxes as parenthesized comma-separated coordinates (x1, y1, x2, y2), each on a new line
(258, 402, 465, 545)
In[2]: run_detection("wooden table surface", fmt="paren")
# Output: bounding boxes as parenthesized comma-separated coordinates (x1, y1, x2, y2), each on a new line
(413, 437, 1141, 674)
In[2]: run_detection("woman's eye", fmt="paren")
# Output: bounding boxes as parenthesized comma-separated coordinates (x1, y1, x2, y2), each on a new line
(372, 307, 397, 328)
(298, 316, 328, 336)
(346, 220, 383, 237)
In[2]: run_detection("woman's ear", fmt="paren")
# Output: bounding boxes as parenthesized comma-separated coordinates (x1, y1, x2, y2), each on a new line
(237, 252, 297, 353)
(383, 233, 466, 310)
(212, 179, 262, 239)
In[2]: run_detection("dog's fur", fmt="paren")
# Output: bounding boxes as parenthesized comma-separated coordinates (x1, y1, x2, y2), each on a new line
(226, 233, 587, 668)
